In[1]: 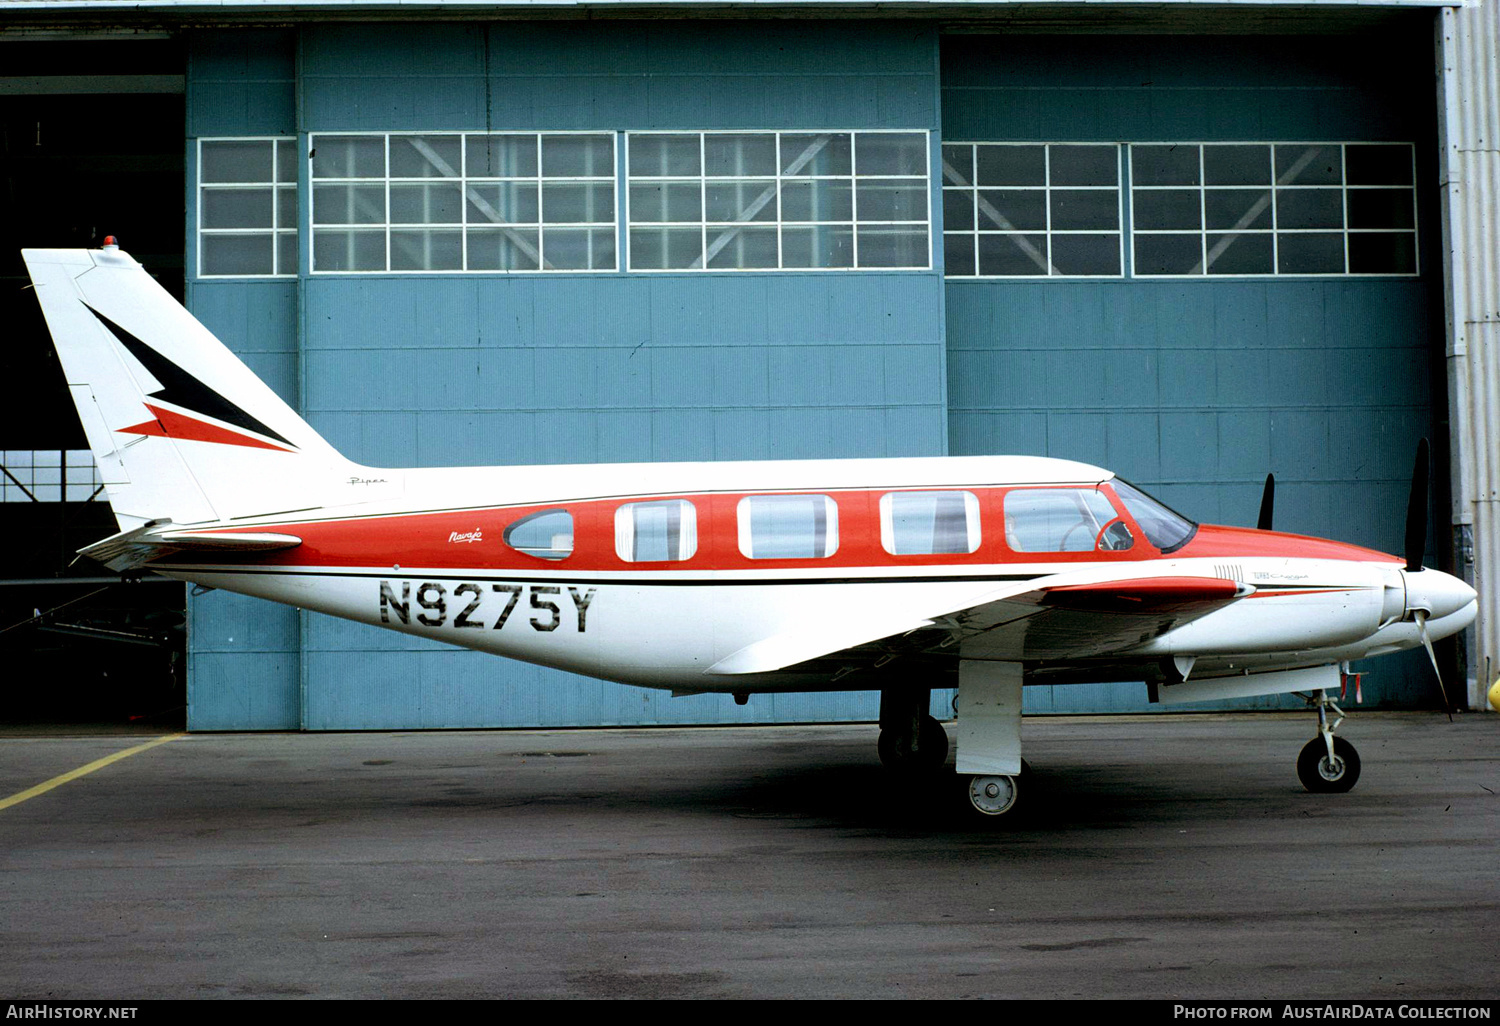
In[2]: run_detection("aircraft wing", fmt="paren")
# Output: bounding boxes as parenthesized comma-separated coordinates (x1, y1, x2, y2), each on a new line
(705, 573, 1252, 676)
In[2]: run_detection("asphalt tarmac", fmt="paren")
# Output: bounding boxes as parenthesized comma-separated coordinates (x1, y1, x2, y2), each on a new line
(0, 713, 1496, 1000)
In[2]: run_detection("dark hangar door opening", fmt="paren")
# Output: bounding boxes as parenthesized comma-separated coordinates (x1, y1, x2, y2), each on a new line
(0, 39, 188, 728)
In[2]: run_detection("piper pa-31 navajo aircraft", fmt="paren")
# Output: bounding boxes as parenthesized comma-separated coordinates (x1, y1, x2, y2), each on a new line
(23, 242, 1479, 820)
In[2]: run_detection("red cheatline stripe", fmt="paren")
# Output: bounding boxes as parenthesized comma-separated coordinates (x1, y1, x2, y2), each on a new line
(119, 403, 294, 452)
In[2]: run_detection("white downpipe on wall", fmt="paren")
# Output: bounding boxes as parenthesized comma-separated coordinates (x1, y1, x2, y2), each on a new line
(1437, 3, 1500, 710)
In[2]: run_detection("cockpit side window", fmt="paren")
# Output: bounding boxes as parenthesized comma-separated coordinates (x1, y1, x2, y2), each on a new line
(1110, 479, 1198, 553)
(1002, 487, 1129, 553)
(503, 508, 574, 560)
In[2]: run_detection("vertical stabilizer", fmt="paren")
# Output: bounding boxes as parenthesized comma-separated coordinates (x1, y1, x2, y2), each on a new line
(23, 245, 375, 530)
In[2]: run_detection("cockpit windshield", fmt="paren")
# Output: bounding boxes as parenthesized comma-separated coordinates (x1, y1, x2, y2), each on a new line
(1110, 479, 1197, 553)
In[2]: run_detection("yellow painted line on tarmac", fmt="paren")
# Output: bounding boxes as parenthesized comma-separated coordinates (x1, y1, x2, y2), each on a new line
(0, 733, 184, 812)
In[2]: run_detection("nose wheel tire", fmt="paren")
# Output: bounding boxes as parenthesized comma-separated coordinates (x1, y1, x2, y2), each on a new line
(1297, 736, 1361, 793)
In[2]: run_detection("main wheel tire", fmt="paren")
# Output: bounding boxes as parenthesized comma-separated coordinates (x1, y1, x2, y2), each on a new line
(963, 772, 1020, 817)
(1297, 736, 1361, 793)
(877, 715, 949, 774)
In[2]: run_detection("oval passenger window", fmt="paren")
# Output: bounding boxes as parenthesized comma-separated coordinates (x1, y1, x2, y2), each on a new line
(504, 509, 574, 560)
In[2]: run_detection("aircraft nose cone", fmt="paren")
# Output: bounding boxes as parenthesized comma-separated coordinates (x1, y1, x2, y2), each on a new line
(1404, 568, 1478, 621)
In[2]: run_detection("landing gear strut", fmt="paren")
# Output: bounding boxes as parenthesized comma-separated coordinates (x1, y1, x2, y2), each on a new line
(1297, 688, 1361, 793)
(877, 688, 948, 776)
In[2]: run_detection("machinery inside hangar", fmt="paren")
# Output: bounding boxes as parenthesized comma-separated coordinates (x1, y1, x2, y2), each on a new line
(0, 4, 1482, 730)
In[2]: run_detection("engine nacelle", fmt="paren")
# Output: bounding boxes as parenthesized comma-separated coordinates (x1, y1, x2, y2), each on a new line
(1132, 560, 1388, 657)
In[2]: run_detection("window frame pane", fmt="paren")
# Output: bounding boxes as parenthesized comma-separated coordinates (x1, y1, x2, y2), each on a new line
(626, 129, 931, 272)
(198, 136, 298, 279)
(943, 142, 1122, 280)
(310, 131, 617, 274)
(1127, 141, 1418, 279)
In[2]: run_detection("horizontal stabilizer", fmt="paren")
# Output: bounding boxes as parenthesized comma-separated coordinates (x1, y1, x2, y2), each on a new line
(79, 522, 302, 572)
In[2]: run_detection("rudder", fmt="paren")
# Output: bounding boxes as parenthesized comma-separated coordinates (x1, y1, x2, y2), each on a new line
(23, 244, 366, 530)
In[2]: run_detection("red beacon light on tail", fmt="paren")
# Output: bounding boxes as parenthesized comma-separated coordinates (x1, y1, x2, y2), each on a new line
(101, 236, 119, 250)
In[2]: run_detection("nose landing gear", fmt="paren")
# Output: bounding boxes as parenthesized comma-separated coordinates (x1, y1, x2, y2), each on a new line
(1297, 689, 1361, 793)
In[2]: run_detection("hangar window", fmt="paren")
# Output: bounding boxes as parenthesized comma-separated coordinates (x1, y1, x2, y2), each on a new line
(310, 133, 616, 273)
(879, 490, 980, 555)
(0, 451, 103, 503)
(615, 500, 698, 562)
(737, 494, 840, 559)
(198, 138, 297, 277)
(626, 131, 930, 271)
(942, 143, 1122, 278)
(1129, 143, 1417, 276)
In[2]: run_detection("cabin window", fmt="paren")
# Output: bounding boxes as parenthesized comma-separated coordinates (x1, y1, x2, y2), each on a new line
(1003, 488, 1129, 553)
(503, 509, 574, 560)
(879, 490, 980, 555)
(737, 494, 839, 560)
(615, 500, 698, 562)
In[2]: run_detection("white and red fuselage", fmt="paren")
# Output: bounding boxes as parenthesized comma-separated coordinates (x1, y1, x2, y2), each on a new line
(20, 244, 1478, 714)
(146, 455, 1477, 695)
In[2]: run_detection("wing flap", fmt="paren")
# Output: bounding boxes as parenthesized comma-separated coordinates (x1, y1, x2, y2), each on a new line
(708, 611, 936, 676)
(704, 572, 1252, 678)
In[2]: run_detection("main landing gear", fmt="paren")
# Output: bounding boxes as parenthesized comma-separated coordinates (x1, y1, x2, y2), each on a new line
(878, 683, 1028, 822)
(1297, 688, 1361, 793)
(877, 688, 948, 776)
(962, 760, 1031, 819)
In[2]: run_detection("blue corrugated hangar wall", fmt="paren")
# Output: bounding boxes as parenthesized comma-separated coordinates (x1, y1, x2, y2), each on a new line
(184, 20, 1441, 731)
(941, 33, 1441, 712)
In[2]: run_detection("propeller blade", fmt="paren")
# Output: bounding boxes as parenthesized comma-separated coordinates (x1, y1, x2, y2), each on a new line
(1413, 609, 1454, 723)
(1405, 438, 1429, 572)
(1257, 473, 1275, 531)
